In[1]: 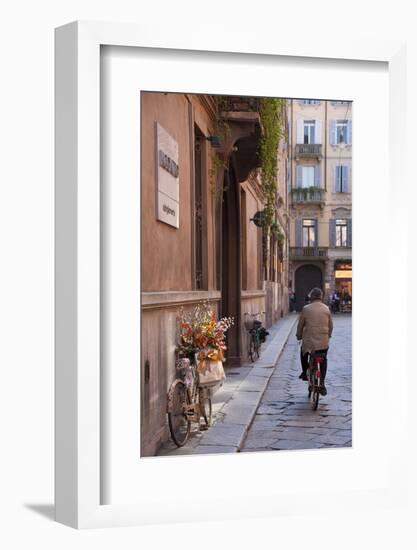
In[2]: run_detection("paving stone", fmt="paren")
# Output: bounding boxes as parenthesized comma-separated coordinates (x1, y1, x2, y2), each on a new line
(243, 437, 277, 449)
(275, 428, 317, 439)
(199, 424, 246, 447)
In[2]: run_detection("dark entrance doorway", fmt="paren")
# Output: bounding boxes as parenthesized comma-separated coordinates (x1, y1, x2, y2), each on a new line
(294, 264, 323, 311)
(221, 166, 241, 364)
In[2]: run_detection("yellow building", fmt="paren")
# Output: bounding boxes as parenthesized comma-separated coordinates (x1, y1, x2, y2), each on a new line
(287, 99, 352, 310)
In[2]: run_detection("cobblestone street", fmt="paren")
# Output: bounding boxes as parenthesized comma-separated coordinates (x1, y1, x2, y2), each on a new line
(241, 314, 352, 452)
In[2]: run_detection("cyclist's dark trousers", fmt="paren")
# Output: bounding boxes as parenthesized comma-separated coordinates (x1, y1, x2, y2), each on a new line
(301, 349, 328, 384)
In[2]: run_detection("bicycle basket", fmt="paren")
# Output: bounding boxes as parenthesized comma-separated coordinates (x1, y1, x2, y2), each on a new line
(195, 350, 226, 388)
(244, 319, 262, 331)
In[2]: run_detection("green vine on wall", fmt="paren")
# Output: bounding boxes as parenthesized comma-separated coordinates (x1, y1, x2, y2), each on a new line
(208, 95, 288, 243)
(258, 97, 286, 230)
(208, 96, 232, 201)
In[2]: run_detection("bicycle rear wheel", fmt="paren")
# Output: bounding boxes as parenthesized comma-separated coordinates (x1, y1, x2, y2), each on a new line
(199, 388, 212, 427)
(312, 386, 319, 410)
(248, 332, 255, 362)
(311, 367, 320, 410)
(167, 379, 191, 447)
(254, 334, 260, 359)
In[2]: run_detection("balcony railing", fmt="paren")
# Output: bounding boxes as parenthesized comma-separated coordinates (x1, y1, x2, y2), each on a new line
(291, 187, 325, 204)
(290, 247, 328, 260)
(219, 96, 261, 113)
(294, 144, 322, 159)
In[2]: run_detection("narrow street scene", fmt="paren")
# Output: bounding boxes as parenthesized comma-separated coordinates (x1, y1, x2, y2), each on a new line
(158, 313, 351, 457)
(140, 93, 352, 457)
(241, 314, 352, 452)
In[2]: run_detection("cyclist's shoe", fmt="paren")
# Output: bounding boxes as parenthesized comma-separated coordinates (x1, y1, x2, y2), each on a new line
(299, 372, 308, 381)
(319, 385, 327, 396)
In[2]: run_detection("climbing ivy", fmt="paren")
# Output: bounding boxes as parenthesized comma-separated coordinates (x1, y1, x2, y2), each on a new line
(208, 95, 287, 234)
(258, 97, 286, 230)
(207, 96, 232, 201)
(270, 221, 285, 242)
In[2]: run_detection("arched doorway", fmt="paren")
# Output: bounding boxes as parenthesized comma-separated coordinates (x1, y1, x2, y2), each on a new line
(294, 264, 323, 311)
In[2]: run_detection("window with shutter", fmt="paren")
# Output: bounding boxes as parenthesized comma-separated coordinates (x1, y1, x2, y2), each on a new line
(335, 165, 349, 192)
(302, 219, 316, 247)
(303, 120, 315, 144)
(301, 166, 314, 188)
(335, 219, 348, 247)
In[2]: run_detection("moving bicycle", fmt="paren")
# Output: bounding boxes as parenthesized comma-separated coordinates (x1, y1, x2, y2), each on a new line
(296, 287, 333, 403)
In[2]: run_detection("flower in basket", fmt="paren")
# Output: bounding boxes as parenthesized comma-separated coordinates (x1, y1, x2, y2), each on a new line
(176, 301, 234, 362)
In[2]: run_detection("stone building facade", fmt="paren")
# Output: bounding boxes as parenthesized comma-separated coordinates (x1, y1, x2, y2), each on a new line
(287, 99, 352, 311)
(141, 93, 290, 456)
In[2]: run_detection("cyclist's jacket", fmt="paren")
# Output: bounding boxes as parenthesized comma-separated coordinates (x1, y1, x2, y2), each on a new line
(296, 300, 333, 353)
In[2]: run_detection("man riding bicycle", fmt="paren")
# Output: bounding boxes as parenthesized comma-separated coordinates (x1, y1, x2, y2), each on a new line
(296, 287, 333, 396)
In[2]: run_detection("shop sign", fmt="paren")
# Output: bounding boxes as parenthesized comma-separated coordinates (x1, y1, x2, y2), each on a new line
(156, 123, 179, 227)
(335, 270, 352, 279)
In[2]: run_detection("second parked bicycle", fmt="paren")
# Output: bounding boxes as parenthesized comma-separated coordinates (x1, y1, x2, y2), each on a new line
(244, 311, 268, 362)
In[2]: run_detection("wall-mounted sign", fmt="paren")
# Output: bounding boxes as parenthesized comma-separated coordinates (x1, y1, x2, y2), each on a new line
(335, 270, 352, 279)
(156, 123, 179, 228)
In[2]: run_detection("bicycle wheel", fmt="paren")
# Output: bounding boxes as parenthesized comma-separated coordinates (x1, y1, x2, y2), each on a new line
(312, 386, 319, 410)
(199, 388, 212, 427)
(167, 379, 191, 447)
(248, 332, 255, 362)
(307, 370, 312, 398)
(254, 334, 260, 359)
(311, 368, 320, 410)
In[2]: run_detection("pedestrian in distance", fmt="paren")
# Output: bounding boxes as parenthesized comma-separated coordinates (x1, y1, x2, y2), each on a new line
(330, 290, 340, 313)
(289, 290, 296, 312)
(296, 287, 333, 396)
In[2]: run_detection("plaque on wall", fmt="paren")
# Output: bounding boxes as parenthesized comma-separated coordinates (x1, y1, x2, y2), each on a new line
(156, 122, 179, 227)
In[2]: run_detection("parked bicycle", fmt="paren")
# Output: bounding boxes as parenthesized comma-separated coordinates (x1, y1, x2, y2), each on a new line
(307, 350, 327, 410)
(244, 311, 267, 362)
(166, 354, 212, 447)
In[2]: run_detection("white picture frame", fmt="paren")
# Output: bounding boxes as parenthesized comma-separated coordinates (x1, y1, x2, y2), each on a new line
(55, 21, 408, 529)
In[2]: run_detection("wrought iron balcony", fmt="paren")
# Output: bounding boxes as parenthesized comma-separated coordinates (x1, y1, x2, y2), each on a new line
(294, 144, 322, 159)
(291, 187, 325, 204)
(219, 96, 261, 113)
(290, 247, 328, 260)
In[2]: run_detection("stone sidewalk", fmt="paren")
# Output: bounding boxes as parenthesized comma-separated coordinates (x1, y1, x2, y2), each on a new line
(157, 313, 299, 456)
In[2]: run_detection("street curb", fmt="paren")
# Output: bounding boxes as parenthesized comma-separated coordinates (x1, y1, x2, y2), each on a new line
(197, 313, 299, 453)
(236, 314, 298, 451)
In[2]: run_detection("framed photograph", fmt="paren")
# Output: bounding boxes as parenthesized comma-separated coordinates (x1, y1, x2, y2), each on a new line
(55, 21, 408, 528)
